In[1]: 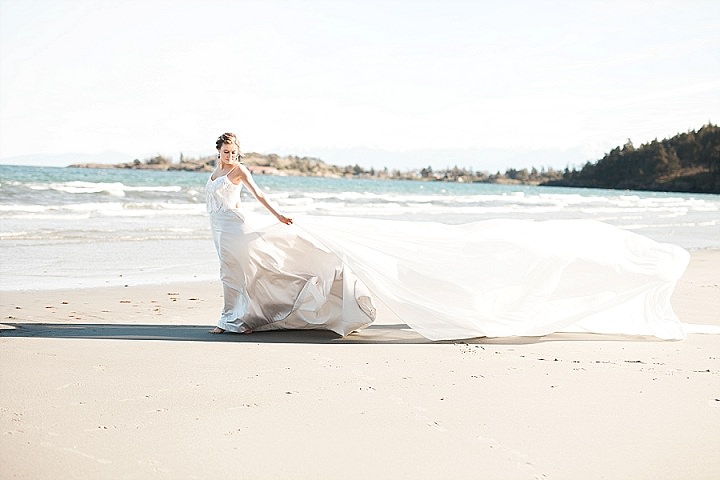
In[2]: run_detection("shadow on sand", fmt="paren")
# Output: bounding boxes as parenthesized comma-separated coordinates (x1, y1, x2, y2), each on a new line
(0, 322, 437, 344)
(0, 322, 658, 345)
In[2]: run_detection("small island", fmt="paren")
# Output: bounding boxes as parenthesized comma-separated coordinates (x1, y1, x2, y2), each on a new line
(70, 124, 719, 194)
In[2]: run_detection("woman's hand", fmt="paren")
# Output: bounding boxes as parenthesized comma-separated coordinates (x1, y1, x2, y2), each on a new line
(277, 215, 293, 225)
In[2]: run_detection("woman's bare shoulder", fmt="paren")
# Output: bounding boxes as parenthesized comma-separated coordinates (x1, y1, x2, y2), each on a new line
(228, 163, 252, 184)
(237, 163, 252, 174)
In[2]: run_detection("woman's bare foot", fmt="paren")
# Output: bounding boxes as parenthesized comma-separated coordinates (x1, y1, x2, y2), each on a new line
(208, 326, 253, 334)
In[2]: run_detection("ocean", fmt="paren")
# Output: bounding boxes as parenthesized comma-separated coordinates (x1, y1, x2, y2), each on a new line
(1, 164, 718, 290)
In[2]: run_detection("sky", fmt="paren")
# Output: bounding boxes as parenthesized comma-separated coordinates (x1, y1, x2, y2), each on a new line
(1, 0, 718, 172)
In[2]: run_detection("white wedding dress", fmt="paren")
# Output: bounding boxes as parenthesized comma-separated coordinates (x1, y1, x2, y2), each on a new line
(297, 216, 691, 340)
(207, 173, 692, 340)
(206, 173, 376, 335)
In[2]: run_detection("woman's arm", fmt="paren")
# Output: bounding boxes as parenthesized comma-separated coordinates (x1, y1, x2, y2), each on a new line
(230, 164, 293, 225)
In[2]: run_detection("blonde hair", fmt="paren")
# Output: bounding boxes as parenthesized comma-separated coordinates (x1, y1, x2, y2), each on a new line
(215, 132, 241, 151)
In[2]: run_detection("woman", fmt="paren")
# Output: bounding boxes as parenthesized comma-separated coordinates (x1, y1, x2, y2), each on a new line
(207, 132, 694, 341)
(206, 133, 375, 335)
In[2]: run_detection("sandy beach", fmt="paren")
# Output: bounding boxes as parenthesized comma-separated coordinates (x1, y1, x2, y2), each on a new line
(1, 250, 719, 479)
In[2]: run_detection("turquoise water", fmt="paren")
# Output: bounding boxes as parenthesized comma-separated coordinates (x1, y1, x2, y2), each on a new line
(1, 165, 718, 290)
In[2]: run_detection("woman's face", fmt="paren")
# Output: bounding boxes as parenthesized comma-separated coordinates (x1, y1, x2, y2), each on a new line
(218, 142, 239, 164)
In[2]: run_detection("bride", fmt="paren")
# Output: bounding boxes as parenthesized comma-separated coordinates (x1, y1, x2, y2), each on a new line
(206, 132, 375, 336)
(206, 132, 690, 341)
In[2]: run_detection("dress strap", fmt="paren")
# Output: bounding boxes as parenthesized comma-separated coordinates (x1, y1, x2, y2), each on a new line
(210, 164, 239, 182)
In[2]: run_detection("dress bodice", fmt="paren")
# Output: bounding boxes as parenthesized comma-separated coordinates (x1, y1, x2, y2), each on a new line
(205, 174, 243, 214)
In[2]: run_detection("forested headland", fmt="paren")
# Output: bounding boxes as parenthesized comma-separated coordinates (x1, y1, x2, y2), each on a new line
(69, 124, 719, 194)
(542, 124, 719, 194)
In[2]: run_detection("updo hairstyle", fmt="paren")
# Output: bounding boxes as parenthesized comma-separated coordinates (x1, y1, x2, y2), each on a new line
(216, 132, 241, 151)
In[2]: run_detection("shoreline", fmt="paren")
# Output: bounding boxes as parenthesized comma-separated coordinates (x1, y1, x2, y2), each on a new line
(2, 249, 718, 331)
(1, 250, 718, 479)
